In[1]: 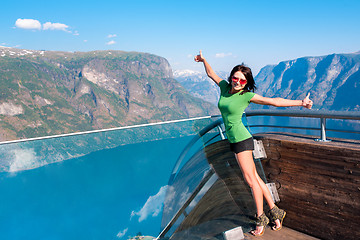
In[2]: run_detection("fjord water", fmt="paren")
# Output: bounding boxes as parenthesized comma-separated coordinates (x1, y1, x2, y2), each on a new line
(0, 118, 215, 240)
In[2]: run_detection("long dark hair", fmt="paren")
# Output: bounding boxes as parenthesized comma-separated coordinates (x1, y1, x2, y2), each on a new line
(227, 64, 256, 94)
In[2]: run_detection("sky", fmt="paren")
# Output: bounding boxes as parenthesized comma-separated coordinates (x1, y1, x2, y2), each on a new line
(1, 0, 360, 75)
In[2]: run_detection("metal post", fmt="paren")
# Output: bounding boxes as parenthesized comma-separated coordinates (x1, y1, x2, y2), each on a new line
(217, 125, 225, 140)
(315, 118, 331, 142)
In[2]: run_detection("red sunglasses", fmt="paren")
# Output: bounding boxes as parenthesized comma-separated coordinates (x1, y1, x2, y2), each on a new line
(232, 76, 247, 85)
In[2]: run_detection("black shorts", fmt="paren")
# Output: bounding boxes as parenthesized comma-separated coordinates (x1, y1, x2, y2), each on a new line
(229, 137, 254, 154)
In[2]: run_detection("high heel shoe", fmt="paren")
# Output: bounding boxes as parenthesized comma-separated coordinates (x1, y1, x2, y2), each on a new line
(268, 205, 286, 231)
(251, 212, 269, 236)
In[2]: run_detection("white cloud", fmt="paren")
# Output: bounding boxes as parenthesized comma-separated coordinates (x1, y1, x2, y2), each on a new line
(215, 52, 233, 58)
(108, 34, 117, 38)
(131, 185, 168, 222)
(15, 19, 73, 33)
(106, 40, 116, 45)
(73, 31, 79, 36)
(84, 40, 88, 42)
(43, 22, 70, 32)
(15, 18, 41, 30)
(116, 228, 128, 238)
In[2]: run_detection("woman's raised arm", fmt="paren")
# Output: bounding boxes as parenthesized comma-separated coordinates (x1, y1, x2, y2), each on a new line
(194, 51, 222, 86)
(251, 93, 313, 109)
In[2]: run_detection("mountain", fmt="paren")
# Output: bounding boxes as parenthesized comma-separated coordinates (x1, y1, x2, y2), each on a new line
(174, 69, 227, 106)
(0, 47, 218, 141)
(253, 52, 360, 111)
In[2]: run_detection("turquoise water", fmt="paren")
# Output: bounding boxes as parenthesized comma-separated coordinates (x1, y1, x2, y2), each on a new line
(0, 136, 193, 240)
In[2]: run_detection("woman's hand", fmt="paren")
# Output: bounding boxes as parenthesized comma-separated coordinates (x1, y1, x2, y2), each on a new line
(194, 50, 205, 62)
(302, 93, 313, 109)
(194, 50, 222, 85)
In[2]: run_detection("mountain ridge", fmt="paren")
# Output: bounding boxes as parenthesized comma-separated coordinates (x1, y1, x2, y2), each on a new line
(254, 51, 360, 110)
(0, 47, 218, 141)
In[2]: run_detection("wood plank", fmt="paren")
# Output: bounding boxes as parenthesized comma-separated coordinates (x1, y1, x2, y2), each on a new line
(244, 226, 319, 240)
(255, 133, 360, 240)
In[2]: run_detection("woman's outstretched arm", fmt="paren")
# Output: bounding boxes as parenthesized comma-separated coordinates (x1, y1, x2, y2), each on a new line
(251, 93, 313, 109)
(194, 50, 222, 86)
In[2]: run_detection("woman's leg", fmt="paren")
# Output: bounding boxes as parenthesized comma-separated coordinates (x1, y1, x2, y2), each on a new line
(255, 171, 275, 209)
(254, 170, 282, 229)
(235, 151, 282, 230)
(235, 150, 267, 235)
(235, 150, 264, 215)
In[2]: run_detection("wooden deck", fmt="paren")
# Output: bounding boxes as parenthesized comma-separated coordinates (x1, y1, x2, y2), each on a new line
(170, 133, 360, 240)
(244, 226, 319, 240)
(255, 133, 360, 240)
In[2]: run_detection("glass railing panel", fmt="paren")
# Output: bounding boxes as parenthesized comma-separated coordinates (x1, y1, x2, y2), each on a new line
(185, 173, 219, 213)
(161, 146, 268, 239)
(246, 115, 318, 135)
(160, 115, 270, 238)
(325, 118, 360, 140)
(0, 117, 219, 240)
(162, 172, 219, 239)
(246, 115, 360, 140)
(160, 147, 213, 237)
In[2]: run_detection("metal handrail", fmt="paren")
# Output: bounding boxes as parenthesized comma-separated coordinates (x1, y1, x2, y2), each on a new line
(0, 115, 215, 146)
(244, 109, 360, 120)
(248, 125, 360, 134)
(244, 109, 360, 142)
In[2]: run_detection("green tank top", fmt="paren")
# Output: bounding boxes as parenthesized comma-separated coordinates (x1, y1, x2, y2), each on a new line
(218, 80, 255, 143)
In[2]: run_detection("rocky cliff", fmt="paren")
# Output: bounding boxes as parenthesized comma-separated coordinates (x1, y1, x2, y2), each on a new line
(0, 47, 218, 141)
(253, 52, 360, 110)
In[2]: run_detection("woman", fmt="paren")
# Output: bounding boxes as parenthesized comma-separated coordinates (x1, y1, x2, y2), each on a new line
(194, 51, 313, 236)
